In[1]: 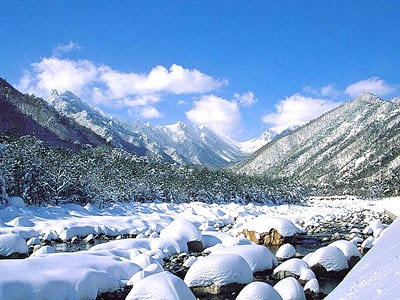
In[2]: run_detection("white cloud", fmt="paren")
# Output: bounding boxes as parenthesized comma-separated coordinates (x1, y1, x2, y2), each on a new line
(16, 57, 226, 120)
(303, 84, 340, 98)
(233, 91, 257, 107)
(186, 95, 241, 137)
(99, 64, 226, 97)
(17, 57, 98, 97)
(52, 41, 80, 57)
(177, 100, 187, 105)
(345, 77, 395, 97)
(262, 94, 341, 134)
(139, 106, 162, 119)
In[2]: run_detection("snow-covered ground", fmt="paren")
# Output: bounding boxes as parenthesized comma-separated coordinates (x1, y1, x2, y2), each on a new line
(0, 196, 393, 299)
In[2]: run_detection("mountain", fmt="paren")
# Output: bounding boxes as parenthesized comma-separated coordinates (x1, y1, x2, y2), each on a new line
(132, 121, 248, 167)
(0, 78, 110, 150)
(46, 90, 267, 166)
(229, 130, 273, 154)
(46, 90, 151, 156)
(233, 93, 400, 193)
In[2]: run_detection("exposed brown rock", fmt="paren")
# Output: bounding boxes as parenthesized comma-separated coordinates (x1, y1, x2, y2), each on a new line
(187, 240, 203, 252)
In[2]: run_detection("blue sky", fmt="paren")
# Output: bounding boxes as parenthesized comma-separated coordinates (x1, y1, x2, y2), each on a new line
(1, 1, 399, 140)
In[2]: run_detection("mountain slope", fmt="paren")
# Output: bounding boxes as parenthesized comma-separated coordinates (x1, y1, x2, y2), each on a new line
(0, 78, 110, 150)
(46, 90, 151, 156)
(132, 121, 248, 167)
(233, 93, 400, 193)
(47, 90, 256, 166)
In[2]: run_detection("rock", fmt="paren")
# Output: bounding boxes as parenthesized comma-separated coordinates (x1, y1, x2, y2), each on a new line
(211, 244, 278, 273)
(239, 217, 303, 246)
(272, 258, 310, 280)
(361, 236, 374, 255)
(329, 240, 361, 268)
(184, 254, 253, 294)
(187, 240, 203, 252)
(84, 234, 95, 244)
(306, 246, 349, 278)
(304, 278, 319, 298)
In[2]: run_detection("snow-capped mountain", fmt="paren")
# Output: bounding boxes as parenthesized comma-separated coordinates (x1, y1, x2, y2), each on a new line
(233, 93, 400, 191)
(229, 130, 273, 154)
(46, 90, 151, 157)
(0, 78, 110, 150)
(46, 89, 269, 167)
(131, 121, 248, 167)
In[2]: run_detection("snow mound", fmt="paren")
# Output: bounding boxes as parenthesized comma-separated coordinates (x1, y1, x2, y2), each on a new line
(7, 196, 25, 208)
(160, 218, 201, 242)
(30, 245, 55, 257)
(126, 272, 196, 300)
(236, 281, 283, 300)
(307, 246, 348, 272)
(127, 263, 164, 285)
(90, 238, 152, 252)
(8, 216, 35, 227)
(131, 253, 163, 269)
(274, 277, 306, 300)
(276, 243, 296, 260)
(241, 216, 303, 237)
(273, 258, 310, 278)
(329, 240, 361, 260)
(0, 233, 29, 256)
(304, 278, 319, 293)
(0, 251, 141, 300)
(211, 244, 277, 272)
(184, 254, 253, 287)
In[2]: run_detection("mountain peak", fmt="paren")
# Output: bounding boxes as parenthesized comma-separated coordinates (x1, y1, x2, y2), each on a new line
(354, 92, 383, 104)
(50, 89, 59, 97)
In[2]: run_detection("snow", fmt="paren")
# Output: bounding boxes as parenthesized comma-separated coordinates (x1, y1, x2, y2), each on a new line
(126, 272, 196, 300)
(0, 233, 29, 256)
(160, 218, 202, 243)
(329, 240, 361, 260)
(127, 263, 164, 285)
(0, 251, 140, 300)
(304, 278, 319, 293)
(327, 217, 400, 300)
(184, 254, 253, 287)
(306, 246, 349, 272)
(236, 281, 283, 300)
(273, 258, 310, 278)
(236, 216, 303, 237)
(30, 245, 55, 257)
(276, 243, 296, 259)
(7, 196, 25, 208)
(7, 216, 34, 227)
(211, 244, 277, 272)
(274, 277, 306, 300)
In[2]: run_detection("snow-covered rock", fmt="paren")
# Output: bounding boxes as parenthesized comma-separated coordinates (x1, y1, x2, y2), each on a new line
(0, 251, 141, 300)
(30, 245, 54, 257)
(160, 219, 202, 251)
(131, 253, 163, 269)
(211, 244, 277, 272)
(276, 243, 296, 260)
(274, 277, 306, 300)
(184, 254, 253, 287)
(329, 240, 361, 267)
(0, 233, 29, 256)
(126, 272, 196, 300)
(304, 278, 319, 293)
(241, 216, 303, 238)
(236, 281, 283, 300)
(272, 258, 310, 280)
(306, 246, 349, 276)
